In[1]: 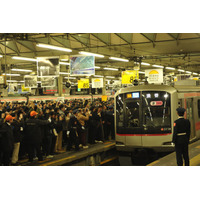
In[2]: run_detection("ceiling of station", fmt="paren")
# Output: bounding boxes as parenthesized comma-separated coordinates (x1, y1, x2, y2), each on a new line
(1, 33, 200, 81)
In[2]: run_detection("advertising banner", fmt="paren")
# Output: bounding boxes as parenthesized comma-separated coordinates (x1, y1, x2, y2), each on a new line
(145, 69, 163, 84)
(0, 75, 5, 85)
(41, 76, 56, 87)
(78, 79, 89, 89)
(92, 78, 103, 88)
(8, 83, 18, 94)
(37, 57, 60, 76)
(70, 56, 95, 76)
(121, 70, 139, 84)
(24, 76, 38, 88)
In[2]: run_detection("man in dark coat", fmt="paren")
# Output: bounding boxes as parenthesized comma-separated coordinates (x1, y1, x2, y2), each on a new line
(172, 107, 191, 166)
(24, 111, 50, 162)
(0, 115, 15, 166)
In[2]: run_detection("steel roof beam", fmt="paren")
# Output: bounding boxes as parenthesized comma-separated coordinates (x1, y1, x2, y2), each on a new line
(70, 35, 89, 48)
(91, 33, 109, 46)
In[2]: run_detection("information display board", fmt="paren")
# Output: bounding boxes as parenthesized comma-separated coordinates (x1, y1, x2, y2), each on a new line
(24, 76, 37, 88)
(78, 79, 89, 89)
(121, 70, 139, 84)
(92, 78, 103, 88)
(145, 69, 163, 84)
(102, 95, 108, 102)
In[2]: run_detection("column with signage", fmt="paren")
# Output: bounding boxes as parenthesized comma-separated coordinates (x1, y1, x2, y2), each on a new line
(102, 78, 106, 95)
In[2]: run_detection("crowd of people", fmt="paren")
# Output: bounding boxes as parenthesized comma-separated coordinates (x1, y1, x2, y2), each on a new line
(0, 97, 115, 166)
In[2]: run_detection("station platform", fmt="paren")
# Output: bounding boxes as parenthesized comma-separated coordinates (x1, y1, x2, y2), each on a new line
(18, 141, 117, 166)
(148, 139, 200, 166)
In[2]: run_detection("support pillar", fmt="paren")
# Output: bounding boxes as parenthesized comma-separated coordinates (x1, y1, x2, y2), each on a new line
(102, 78, 106, 95)
(58, 76, 63, 97)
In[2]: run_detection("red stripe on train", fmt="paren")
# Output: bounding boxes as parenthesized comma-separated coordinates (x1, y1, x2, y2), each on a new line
(116, 133, 172, 136)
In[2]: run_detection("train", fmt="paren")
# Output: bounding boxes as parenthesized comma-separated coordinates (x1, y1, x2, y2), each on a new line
(114, 81, 200, 155)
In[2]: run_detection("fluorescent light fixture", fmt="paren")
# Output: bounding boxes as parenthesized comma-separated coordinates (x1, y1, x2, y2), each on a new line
(186, 71, 192, 74)
(64, 77, 76, 79)
(59, 62, 70, 65)
(106, 76, 115, 78)
(165, 67, 175, 70)
(0, 55, 3, 58)
(95, 66, 101, 69)
(11, 68, 33, 72)
(37, 81, 42, 83)
(193, 72, 198, 75)
(178, 69, 185, 72)
(109, 57, 129, 62)
(19, 81, 25, 83)
(60, 59, 68, 61)
(79, 51, 104, 58)
(6, 80, 18, 82)
(94, 75, 104, 77)
(103, 67, 118, 71)
(141, 62, 150, 66)
(59, 72, 70, 75)
(152, 64, 164, 68)
(37, 43, 72, 52)
(12, 56, 37, 62)
(139, 71, 145, 74)
(3, 73, 20, 76)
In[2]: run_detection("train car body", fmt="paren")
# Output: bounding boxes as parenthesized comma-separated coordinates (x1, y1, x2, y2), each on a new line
(114, 83, 200, 153)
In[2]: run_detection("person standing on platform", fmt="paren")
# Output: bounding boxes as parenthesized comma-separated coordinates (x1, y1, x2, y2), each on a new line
(0, 115, 15, 166)
(172, 107, 191, 166)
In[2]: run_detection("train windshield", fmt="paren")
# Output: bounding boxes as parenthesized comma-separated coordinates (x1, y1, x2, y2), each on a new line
(142, 91, 171, 128)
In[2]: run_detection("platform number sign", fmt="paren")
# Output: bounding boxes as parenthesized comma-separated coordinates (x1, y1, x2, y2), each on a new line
(122, 70, 139, 84)
(78, 79, 89, 89)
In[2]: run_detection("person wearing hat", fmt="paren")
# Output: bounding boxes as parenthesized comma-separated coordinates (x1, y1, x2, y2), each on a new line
(172, 107, 191, 166)
(0, 114, 15, 165)
(24, 110, 51, 162)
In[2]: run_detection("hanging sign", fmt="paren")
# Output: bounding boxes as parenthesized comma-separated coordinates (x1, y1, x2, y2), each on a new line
(121, 70, 139, 84)
(145, 69, 163, 84)
(22, 84, 31, 92)
(78, 79, 89, 89)
(92, 78, 103, 88)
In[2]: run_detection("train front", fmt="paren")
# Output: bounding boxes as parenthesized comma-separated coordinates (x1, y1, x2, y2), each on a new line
(114, 85, 177, 153)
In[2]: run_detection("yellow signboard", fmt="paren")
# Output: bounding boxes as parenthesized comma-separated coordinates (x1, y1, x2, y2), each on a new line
(121, 70, 139, 84)
(22, 84, 31, 92)
(102, 95, 108, 102)
(78, 79, 89, 89)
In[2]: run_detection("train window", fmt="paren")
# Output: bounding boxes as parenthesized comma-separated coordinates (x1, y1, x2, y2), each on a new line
(116, 94, 124, 127)
(126, 101, 140, 127)
(142, 91, 171, 128)
(198, 100, 200, 118)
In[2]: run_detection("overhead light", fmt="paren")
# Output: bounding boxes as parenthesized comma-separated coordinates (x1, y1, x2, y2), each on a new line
(94, 75, 104, 77)
(6, 80, 18, 82)
(139, 71, 145, 74)
(0, 55, 3, 58)
(79, 51, 104, 58)
(19, 81, 25, 83)
(109, 57, 129, 62)
(152, 64, 164, 68)
(37, 81, 42, 83)
(3, 73, 20, 76)
(186, 71, 192, 74)
(36, 43, 72, 52)
(60, 59, 68, 61)
(95, 66, 101, 69)
(193, 72, 198, 75)
(12, 56, 37, 62)
(103, 67, 118, 71)
(11, 68, 33, 72)
(59, 62, 70, 65)
(178, 69, 185, 72)
(59, 72, 70, 75)
(106, 76, 115, 78)
(141, 62, 150, 66)
(64, 77, 76, 79)
(165, 67, 175, 70)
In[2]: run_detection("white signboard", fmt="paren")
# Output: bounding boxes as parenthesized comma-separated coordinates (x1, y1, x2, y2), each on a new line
(41, 76, 56, 87)
(24, 76, 38, 88)
(145, 69, 163, 84)
(92, 78, 103, 88)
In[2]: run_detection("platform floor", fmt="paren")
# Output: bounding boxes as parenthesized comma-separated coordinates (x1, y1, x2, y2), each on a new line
(148, 139, 200, 166)
(18, 140, 116, 166)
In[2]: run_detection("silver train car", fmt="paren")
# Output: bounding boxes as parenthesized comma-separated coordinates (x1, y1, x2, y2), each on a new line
(114, 84, 200, 153)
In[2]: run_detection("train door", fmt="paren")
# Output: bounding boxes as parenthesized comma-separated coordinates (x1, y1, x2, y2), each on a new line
(124, 99, 143, 147)
(186, 98, 196, 140)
